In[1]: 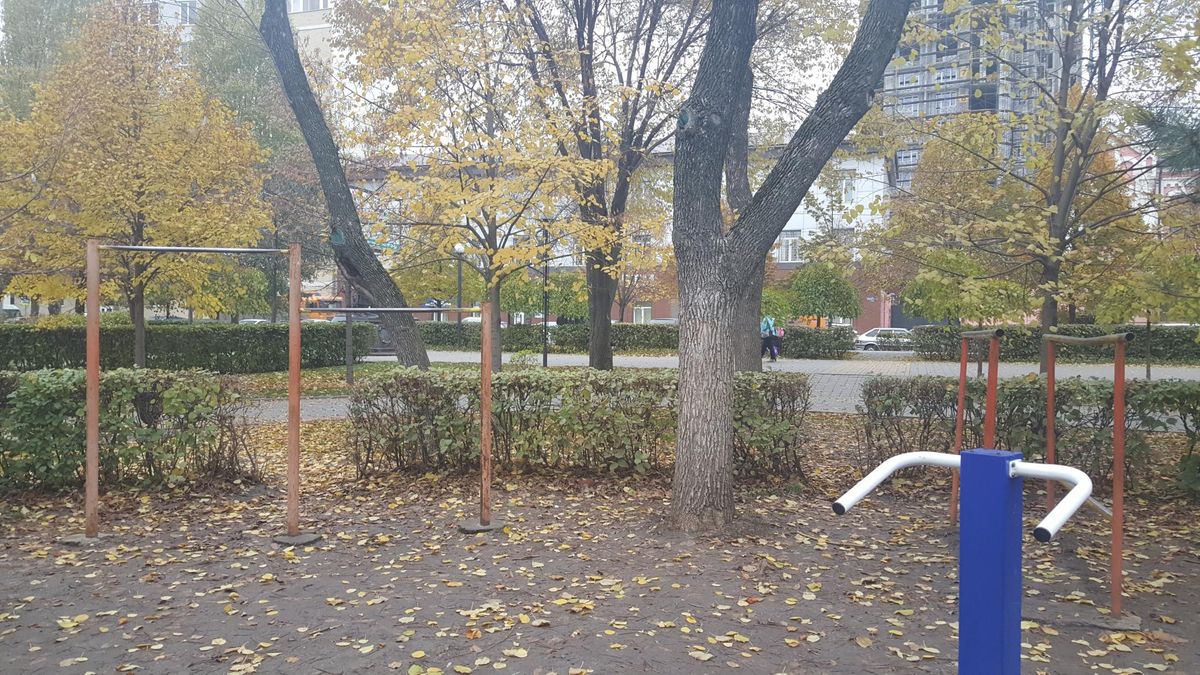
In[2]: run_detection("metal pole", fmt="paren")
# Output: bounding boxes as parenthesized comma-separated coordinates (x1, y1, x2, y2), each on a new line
(984, 336, 1000, 448)
(950, 337, 968, 524)
(480, 300, 494, 526)
(1046, 340, 1057, 511)
(959, 449, 1024, 675)
(456, 257, 463, 347)
(344, 273, 354, 386)
(542, 242, 549, 368)
(1112, 340, 1126, 615)
(286, 243, 301, 537)
(84, 239, 101, 539)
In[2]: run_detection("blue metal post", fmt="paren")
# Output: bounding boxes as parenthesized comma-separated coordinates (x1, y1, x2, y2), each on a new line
(959, 449, 1023, 675)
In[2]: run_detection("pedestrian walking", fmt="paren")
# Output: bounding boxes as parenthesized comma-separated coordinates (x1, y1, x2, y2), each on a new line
(760, 315, 780, 362)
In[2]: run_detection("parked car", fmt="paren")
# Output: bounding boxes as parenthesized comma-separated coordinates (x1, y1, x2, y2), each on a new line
(648, 317, 678, 325)
(854, 327, 912, 351)
(462, 316, 508, 328)
(239, 318, 269, 325)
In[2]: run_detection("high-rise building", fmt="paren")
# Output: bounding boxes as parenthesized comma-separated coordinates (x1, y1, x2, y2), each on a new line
(878, 0, 1064, 188)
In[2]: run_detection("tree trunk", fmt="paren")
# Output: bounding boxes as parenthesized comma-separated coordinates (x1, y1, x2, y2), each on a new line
(488, 281, 502, 373)
(734, 260, 764, 372)
(28, 297, 39, 319)
(587, 254, 615, 369)
(670, 279, 737, 531)
(668, 0, 910, 532)
(132, 283, 146, 368)
(259, 0, 428, 368)
(48, 301, 61, 315)
(1038, 261, 1060, 372)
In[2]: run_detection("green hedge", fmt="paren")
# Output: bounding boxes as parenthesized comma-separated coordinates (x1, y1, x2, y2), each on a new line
(348, 368, 811, 480)
(418, 321, 854, 358)
(0, 369, 256, 493)
(0, 323, 378, 373)
(856, 374, 1200, 496)
(779, 326, 856, 359)
(912, 324, 1200, 363)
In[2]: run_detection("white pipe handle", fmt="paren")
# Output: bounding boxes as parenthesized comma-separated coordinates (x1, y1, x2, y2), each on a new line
(1009, 461, 1092, 542)
(833, 451, 961, 515)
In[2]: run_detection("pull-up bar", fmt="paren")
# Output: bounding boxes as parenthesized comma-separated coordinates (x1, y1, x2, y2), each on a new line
(950, 328, 1005, 524)
(79, 240, 318, 546)
(100, 245, 290, 254)
(1044, 331, 1134, 615)
(301, 307, 481, 314)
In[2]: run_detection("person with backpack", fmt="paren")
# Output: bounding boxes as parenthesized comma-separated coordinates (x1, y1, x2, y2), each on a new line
(760, 315, 780, 362)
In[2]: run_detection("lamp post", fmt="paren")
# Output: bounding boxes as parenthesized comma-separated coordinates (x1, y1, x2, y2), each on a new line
(454, 243, 465, 347)
(541, 223, 549, 368)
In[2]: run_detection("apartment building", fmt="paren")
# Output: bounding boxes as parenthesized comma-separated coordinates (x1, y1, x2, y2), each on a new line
(878, 0, 1063, 188)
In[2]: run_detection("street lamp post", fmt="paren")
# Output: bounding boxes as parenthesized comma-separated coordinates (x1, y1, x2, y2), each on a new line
(454, 243, 465, 347)
(541, 223, 549, 368)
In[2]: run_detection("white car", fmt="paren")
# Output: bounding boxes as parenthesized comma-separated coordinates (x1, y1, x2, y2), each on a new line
(855, 327, 912, 351)
(238, 318, 269, 325)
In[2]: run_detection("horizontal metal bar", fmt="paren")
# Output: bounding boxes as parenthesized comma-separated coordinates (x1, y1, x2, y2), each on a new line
(833, 451, 961, 516)
(1009, 460, 1092, 542)
(301, 307, 481, 314)
(961, 328, 1005, 339)
(100, 245, 289, 254)
(1042, 332, 1134, 346)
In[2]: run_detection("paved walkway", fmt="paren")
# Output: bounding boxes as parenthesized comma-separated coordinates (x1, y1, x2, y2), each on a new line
(249, 351, 1200, 422)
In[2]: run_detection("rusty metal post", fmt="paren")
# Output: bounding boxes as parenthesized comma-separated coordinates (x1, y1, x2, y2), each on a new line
(84, 239, 101, 539)
(480, 300, 493, 526)
(1046, 341, 1057, 511)
(1111, 340, 1126, 615)
(286, 244, 303, 538)
(459, 299, 502, 533)
(950, 337, 968, 524)
(984, 336, 1000, 449)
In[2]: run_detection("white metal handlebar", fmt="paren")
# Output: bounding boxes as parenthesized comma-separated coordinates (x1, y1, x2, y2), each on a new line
(832, 452, 960, 515)
(832, 452, 1093, 543)
(1009, 461, 1092, 542)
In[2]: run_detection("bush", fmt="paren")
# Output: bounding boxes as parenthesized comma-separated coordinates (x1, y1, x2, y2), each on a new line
(348, 368, 811, 480)
(0, 369, 256, 493)
(854, 374, 1198, 489)
(779, 326, 856, 359)
(911, 323, 1200, 363)
(0, 322, 378, 373)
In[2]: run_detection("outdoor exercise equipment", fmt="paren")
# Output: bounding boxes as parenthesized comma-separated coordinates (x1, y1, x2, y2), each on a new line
(948, 328, 1003, 525)
(835, 450, 1092, 675)
(1044, 332, 1134, 615)
(77, 241, 320, 545)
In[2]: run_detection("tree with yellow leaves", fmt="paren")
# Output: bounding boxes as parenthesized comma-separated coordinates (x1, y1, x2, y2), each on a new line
(0, 0, 270, 365)
(336, 0, 609, 370)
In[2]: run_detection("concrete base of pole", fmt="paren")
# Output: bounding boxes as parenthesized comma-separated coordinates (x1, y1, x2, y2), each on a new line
(273, 532, 322, 546)
(457, 520, 505, 534)
(61, 533, 111, 547)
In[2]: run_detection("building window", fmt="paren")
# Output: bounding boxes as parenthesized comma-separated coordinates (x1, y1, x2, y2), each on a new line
(180, 1, 198, 25)
(896, 148, 921, 167)
(835, 173, 856, 201)
(775, 232, 804, 263)
(932, 94, 959, 114)
(898, 95, 920, 115)
(934, 68, 957, 83)
(897, 71, 919, 88)
(290, 0, 330, 11)
(633, 304, 653, 325)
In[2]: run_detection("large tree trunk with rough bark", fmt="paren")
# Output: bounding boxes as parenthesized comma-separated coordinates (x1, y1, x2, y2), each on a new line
(259, 0, 428, 368)
(669, 0, 910, 531)
(734, 262, 765, 371)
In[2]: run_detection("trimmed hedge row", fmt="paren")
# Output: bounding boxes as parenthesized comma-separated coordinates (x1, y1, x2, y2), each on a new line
(0, 323, 379, 373)
(348, 368, 812, 480)
(856, 375, 1200, 496)
(912, 324, 1200, 363)
(0, 369, 256, 494)
(418, 321, 854, 358)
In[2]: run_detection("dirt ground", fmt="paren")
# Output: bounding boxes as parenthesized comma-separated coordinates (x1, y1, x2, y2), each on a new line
(1, 416, 1197, 674)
